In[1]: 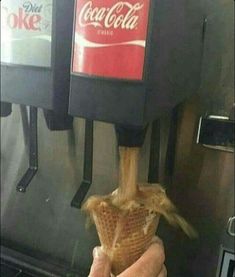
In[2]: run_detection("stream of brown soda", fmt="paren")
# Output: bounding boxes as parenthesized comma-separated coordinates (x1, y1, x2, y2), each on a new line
(83, 146, 197, 274)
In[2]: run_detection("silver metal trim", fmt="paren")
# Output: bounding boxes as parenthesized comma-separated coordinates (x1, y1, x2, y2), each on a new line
(197, 115, 234, 152)
(202, 144, 234, 153)
(208, 115, 230, 120)
(227, 216, 235, 237)
(216, 246, 235, 277)
(196, 116, 203, 144)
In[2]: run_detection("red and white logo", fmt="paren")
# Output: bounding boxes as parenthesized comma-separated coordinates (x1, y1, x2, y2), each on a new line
(73, 0, 150, 80)
(1, 1, 51, 32)
(1, 0, 52, 67)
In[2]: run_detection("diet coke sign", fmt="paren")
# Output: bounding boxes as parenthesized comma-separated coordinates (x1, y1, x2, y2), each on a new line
(73, 0, 151, 80)
(2, 3, 42, 31)
(1, 0, 52, 67)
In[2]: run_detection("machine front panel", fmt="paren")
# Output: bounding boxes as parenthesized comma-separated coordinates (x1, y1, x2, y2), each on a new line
(1, 0, 53, 68)
(72, 0, 151, 81)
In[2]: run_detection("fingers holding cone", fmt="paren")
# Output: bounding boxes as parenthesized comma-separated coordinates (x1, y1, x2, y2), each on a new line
(89, 239, 167, 277)
(117, 238, 166, 277)
(88, 247, 111, 277)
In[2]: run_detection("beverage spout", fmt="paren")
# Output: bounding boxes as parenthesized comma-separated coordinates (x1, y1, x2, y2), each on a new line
(115, 124, 148, 147)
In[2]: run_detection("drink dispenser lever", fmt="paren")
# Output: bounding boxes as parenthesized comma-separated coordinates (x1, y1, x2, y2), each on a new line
(17, 107, 38, 192)
(71, 120, 94, 209)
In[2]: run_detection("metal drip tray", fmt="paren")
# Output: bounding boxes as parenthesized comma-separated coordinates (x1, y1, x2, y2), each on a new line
(1, 245, 83, 277)
(1, 262, 33, 277)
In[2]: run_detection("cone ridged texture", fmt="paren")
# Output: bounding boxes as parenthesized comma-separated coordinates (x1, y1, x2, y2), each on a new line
(92, 201, 160, 275)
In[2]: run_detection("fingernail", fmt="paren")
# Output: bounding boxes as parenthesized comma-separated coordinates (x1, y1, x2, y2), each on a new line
(151, 236, 163, 245)
(93, 247, 103, 258)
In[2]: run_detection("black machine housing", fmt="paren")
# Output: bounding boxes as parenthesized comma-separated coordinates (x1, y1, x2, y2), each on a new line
(1, 0, 74, 130)
(69, 0, 205, 127)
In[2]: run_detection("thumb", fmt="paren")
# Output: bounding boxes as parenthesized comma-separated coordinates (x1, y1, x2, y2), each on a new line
(88, 247, 111, 277)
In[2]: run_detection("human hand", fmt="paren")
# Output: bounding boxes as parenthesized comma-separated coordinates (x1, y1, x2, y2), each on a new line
(88, 237, 167, 277)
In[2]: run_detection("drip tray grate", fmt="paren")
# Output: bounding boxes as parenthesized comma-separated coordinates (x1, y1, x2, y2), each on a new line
(1, 261, 33, 277)
(1, 244, 87, 277)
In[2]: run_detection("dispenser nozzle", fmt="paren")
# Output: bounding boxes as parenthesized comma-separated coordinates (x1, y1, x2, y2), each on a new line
(115, 125, 148, 147)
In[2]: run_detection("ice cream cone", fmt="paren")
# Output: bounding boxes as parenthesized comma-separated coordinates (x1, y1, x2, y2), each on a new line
(83, 148, 197, 275)
(91, 200, 160, 275)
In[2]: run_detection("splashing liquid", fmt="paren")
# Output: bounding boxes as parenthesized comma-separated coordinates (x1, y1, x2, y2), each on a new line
(83, 147, 197, 275)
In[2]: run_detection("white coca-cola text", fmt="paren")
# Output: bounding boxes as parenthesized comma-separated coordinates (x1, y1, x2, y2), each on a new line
(78, 1, 144, 30)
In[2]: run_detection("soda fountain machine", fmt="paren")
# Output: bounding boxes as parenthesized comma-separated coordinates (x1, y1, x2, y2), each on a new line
(1, 0, 74, 192)
(1, 0, 234, 276)
(68, 0, 206, 273)
(69, 0, 205, 206)
(68, 1, 234, 275)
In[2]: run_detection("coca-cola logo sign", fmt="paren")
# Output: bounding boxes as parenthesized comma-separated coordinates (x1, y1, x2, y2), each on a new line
(78, 1, 144, 30)
(73, 0, 151, 80)
(1, 0, 52, 32)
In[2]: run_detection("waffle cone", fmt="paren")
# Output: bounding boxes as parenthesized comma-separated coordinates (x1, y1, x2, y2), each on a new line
(91, 201, 160, 275)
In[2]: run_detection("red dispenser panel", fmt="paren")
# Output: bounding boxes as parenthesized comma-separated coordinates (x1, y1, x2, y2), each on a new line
(72, 0, 151, 80)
